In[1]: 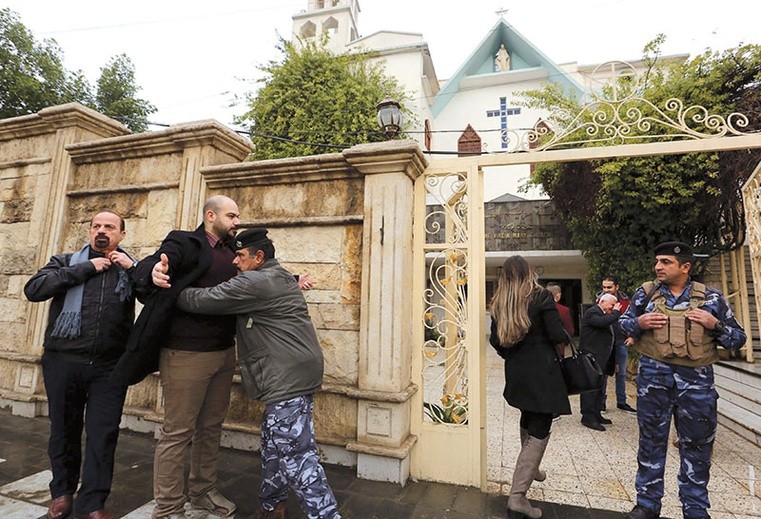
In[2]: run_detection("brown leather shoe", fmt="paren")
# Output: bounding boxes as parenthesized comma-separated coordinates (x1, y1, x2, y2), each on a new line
(47, 495, 72, 519)
(71, 510, 115, 519)
(254, 501, 286, 519)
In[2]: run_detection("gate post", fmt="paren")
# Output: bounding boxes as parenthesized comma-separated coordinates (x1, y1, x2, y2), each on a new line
(342, 141, 427, 484)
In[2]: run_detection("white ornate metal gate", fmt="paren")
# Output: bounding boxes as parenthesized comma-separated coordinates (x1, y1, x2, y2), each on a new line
(411, 159, 486, 487)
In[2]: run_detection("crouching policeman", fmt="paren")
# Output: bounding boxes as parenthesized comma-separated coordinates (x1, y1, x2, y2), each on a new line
(619, 242, 746, 519)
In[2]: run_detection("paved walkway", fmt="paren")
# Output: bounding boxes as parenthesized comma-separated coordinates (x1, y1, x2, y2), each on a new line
(0, 351, 759, 518)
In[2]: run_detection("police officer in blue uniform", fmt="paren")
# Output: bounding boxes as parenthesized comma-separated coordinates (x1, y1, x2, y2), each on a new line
(619, 242, 746, 519)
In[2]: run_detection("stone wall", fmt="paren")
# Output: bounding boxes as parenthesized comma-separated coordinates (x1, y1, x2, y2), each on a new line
(0, 103, 425, 485)
(484, 199, 574, 251)
(427, 199, 574, 252)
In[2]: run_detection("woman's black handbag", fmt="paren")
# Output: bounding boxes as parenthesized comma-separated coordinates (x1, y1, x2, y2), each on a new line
(559, 337, 603, 395)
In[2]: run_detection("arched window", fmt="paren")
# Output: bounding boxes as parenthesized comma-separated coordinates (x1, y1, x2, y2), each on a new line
(323, 16, 339, 36)
(300, 21, 316, 39)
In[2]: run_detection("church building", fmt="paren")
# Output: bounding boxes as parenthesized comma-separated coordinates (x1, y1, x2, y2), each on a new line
(290, 0, 688, 317)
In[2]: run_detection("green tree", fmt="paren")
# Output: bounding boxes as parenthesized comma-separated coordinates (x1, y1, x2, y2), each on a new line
(0, 8, 90, 118)
(95, 54, 156, 132)
(0, 8, 155, 132)
(522, 41, 761, 292)
(237, 37, 409, 159)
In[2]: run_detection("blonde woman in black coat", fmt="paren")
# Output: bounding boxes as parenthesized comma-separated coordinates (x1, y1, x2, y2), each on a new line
(489, 256, 571, 519)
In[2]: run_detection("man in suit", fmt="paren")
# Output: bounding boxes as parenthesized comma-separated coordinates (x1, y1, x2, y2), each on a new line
(599, 275, 637, 413)
(113, 195, 240, 518)
(579, 293, 621, 431)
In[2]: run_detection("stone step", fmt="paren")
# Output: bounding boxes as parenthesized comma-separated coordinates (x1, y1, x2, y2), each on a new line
(715, 362, 761, 446)
(717, 398, 761, 446)
(717, 381, 761, 418)
(715, 365, 761, 402)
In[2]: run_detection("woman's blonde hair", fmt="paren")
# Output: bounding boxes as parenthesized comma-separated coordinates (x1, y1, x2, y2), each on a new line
(490, 255, 541, 346)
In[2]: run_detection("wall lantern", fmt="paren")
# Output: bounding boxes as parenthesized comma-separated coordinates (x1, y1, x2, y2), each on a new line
(376, 96, 402, 139)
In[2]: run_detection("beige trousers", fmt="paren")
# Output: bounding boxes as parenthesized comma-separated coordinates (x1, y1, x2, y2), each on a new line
(152, 347, 235, 518)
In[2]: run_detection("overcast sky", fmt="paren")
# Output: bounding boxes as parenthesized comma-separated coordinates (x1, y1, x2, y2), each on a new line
(4, 0, 760, 131)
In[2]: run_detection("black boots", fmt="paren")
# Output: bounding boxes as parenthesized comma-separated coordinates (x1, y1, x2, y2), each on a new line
(625, 505, 660, 519)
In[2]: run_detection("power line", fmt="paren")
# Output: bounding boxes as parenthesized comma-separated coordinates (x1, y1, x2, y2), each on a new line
(115, 113, 761, 157)
(114, 116, 501, 154)
(247, 131, 348, 150)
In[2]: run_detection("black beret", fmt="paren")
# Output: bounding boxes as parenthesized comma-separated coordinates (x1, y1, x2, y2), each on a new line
(653, 241, 693, 258)
(234, 228, 269, 250)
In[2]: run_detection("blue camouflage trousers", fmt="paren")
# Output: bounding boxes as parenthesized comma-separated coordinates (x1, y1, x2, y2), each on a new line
(635, 356, 718, 519)
(260, 394, 341, 519)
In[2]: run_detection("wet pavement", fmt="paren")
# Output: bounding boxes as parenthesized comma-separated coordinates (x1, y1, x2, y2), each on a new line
(0, 410, 629, 518)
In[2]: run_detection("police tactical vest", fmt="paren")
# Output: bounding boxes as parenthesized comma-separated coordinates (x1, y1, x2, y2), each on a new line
(634, 281, 719, 367)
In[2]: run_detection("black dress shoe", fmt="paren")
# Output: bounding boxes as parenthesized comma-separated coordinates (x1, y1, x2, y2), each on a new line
(581, 419, 606, 431)
(598, 416, 613, 425)
(618, 403, 637, 413)
(625, 504, 660, 519)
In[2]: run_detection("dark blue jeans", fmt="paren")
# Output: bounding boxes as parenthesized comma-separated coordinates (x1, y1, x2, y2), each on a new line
(614, 342, 629, 405)
(601, 342, 629, 408)
(42, 353, 127, 514)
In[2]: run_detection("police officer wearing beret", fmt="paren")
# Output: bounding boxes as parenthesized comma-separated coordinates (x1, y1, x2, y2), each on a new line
(176, 228, 341, 519)
(619, 242, 746, 519)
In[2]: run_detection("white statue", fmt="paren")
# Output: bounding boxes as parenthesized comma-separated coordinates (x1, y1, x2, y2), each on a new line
(495, 43, 510, 72)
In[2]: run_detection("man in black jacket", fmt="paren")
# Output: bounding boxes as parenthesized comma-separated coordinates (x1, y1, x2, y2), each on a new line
(114, 196, 313, 518)
(113, 195, 240, 519)
(579, 293, 621, 431)
(598, 276, 637, 413)
(25, 211, 137, 519)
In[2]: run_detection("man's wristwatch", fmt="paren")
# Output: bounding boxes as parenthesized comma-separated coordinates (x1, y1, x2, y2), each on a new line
(710, 320, 726, 336)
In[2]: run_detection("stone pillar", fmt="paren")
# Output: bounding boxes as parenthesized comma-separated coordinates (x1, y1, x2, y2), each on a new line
(343, 140, 427, 484)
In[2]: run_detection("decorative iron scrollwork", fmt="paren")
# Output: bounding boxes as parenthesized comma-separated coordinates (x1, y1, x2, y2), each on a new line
(421, 170, 471, 425)
(500, 61, 752, 153)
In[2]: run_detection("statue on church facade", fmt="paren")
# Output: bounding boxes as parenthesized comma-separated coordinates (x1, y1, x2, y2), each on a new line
(495, 43, 510, 71)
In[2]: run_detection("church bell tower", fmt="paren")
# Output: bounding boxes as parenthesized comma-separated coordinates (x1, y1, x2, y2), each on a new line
(292, 0, 360, 53)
